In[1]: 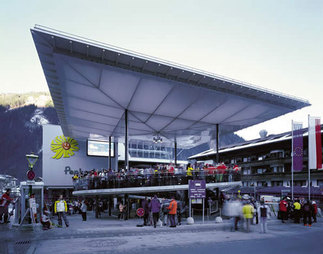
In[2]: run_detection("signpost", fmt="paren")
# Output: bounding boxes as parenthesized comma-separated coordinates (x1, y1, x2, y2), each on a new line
(136, 208, 145, 217)
(189, 180, 206, 223)
(27, 170, 35, 181)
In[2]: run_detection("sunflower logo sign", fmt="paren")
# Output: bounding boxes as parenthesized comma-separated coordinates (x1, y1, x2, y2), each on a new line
(50, 136, 79, 159)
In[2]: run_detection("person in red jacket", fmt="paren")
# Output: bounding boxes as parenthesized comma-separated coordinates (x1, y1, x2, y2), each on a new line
(312, 201, 318, 223)
(0, 189, 13, 223)
(168, 197, 178, 228)
(279, 198, 288, 223)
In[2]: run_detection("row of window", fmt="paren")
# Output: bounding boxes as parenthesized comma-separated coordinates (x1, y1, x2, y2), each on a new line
(223, 148, 319, 165)
(129, 150, 172, 159)
(242, 165, 285, 175)
(243, 180, 323, 187)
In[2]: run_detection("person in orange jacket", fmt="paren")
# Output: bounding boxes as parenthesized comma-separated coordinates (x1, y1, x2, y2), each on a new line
(168, 197, 177, 227)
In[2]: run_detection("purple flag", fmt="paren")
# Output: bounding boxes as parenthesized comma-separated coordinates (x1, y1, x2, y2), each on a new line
(292, 122, 303, 171)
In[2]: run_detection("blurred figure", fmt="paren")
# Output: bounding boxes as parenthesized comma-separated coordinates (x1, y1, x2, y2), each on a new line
(312, 201, 317, 223)
(257, 199, 270, 233)
(303, 200, 313, 227)
(229, 198, 243, 231)
(242, 201, 254, 233)
(0, 188, 13, 224)
(80, 200, 87, 221)
(142, 197, 149, 226)
(161, 199, 169, 226)
(279, 198, 288, 223)
(149, 195, 161, 228)
(293, 199, 301, 223)
(168, 197, 178, 228)
(223, 198, 243, 231)
(118, 202, 124, 220)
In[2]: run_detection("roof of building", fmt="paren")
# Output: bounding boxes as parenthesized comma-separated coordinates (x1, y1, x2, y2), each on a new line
(31, 25, 310, 144)
(189, 125, 323, 159)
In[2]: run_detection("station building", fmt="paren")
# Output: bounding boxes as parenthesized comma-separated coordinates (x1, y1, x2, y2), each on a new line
(31, 25, 310, 207)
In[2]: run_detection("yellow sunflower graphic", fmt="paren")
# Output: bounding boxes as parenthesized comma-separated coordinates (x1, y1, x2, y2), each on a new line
(50, 136, 79, 159)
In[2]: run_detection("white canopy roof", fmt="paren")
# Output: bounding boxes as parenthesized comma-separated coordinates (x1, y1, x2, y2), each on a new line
(31, 25, 310, 144)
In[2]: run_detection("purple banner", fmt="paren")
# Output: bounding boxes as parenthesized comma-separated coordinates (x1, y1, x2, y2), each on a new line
(189, 180, 206, 199)
(292, 123, 303, 171)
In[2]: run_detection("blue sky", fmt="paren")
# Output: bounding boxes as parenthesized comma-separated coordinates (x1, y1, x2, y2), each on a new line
(0, 0, 322, 140)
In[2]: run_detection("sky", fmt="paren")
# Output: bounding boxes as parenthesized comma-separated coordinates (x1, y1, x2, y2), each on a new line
(0, 0, 322, 140)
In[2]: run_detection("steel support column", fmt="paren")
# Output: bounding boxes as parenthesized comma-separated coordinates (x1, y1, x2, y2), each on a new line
(125, 109, 129, 171)
(109, 136, 112, 170)
(216, 124, 219, 164)
(174, 138, 177, 166)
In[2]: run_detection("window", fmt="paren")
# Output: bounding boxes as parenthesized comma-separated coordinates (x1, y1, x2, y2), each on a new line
(257, 168, 266, 174)
(271, 165, 284, 173)
(294, 180, 306, 187)
(257, 181, 266, 187)
(87, 140, 114, 157)
(271, 181, 283, 186)
(243, 168, 251, 175)
(317, 180, 323, 187)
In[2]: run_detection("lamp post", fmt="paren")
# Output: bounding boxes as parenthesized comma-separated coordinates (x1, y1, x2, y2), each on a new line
(26, 153, 39, 196)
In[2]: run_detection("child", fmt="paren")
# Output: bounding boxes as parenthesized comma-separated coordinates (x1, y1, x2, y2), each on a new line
(41, 207, 52, 230)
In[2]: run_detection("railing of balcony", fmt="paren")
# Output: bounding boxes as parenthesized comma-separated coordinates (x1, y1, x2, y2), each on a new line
(73, 172, 241, 190)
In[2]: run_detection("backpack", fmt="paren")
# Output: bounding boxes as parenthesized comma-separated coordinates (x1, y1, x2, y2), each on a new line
(304, 204, 310, 212)
(260, 206, 267, 217)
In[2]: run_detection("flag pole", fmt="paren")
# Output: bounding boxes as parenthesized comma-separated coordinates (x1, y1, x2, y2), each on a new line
(308, 114, 311, 201)
(291, 120, 294, 201)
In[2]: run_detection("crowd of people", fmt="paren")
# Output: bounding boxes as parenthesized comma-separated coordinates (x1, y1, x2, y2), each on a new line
(279, 197, 318, 226)
(72, 163, 241, 190)
(223, 195, 320, 233)
(40, 194, 186, 230)
(139, 195, 184, 228)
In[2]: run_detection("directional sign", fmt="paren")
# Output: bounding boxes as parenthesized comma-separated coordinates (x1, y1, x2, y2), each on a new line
(27, 170, 35, 180)
(136, 208, 145, 217)
(189, 180, 206, 199)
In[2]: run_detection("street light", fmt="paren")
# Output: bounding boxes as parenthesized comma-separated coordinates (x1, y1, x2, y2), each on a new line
(26, 153, 39, 170)
(26, 153, 39, 196)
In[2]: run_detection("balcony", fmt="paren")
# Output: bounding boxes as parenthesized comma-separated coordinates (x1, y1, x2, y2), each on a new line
(73, 172, 242, 190)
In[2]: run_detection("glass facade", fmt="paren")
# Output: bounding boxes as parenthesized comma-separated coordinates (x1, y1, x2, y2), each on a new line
(128, 139, 174, 160)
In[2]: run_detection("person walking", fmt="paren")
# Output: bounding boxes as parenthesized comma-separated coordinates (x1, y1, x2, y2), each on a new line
(54, 195, 69, 228)
(168, 197, 178, 228)
(231, 198, 243, 231)
(303, 200, 313, 227)
(242, 201, 254, 233)
(149, 195, 161, 228)
(0, 188, 13, 224)
(80, 200, 87, 221)
(257, 199, 270, 233)
(293, 199, 301, 223)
